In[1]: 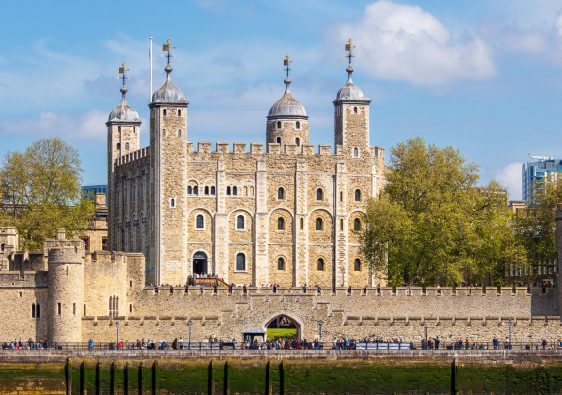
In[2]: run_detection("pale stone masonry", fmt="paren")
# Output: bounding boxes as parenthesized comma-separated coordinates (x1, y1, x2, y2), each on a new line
(107, 49, 385, 288)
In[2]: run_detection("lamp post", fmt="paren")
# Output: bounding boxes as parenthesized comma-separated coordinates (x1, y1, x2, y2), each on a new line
(115, 320, 120, 350)
(317, 320, 323, 342)
(188, 319, 193, 350)
(508, 319, 512, 350)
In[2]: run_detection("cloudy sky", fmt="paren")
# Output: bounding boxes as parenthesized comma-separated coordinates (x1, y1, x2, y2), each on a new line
(2, 0, 562, 199)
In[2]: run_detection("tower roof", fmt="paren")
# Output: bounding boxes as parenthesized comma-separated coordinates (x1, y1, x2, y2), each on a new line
(108, 63, 141, 123)
(334, 38, 370, 103)
(267, 54, 307, 119)
(151, 39, 187, 104)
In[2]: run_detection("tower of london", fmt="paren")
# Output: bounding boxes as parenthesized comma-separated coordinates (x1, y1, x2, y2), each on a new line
(107, 40, 385, 288)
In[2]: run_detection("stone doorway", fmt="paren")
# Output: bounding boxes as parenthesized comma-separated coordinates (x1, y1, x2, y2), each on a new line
(192, 251, 208, 275)
(265, 314, 301, 340)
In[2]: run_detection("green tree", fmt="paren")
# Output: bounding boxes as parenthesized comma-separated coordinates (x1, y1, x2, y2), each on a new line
(515, 177, 562, 278)
(360, 137, 525, 286)
(0, 138, 95, 249)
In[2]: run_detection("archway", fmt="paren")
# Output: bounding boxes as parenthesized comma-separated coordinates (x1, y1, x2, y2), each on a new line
(192, 251, 208, 275)
(265, 314, 301, 340)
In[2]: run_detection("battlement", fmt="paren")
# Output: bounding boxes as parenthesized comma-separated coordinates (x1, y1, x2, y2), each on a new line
(115, 147, 150, 167)
(183, 141, 385, 160)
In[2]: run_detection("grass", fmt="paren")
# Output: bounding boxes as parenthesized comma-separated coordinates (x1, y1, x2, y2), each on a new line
(266, 327, 297, 340)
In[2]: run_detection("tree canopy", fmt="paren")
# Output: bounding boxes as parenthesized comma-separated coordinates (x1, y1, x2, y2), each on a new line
(0, 138, 95, 250)
(360, 137, 526, 286)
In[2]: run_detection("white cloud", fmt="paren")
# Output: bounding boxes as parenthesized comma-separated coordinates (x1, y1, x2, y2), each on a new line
(495, 162, 523, 200)
(0, 110, 108, 142)
(337, 1, 496, 86)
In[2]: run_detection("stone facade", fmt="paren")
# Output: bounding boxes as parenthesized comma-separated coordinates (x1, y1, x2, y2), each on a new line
(107, 55, 385, 288)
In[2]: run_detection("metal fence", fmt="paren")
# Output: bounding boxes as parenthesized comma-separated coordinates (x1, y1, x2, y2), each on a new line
(2, 340, 561, 352)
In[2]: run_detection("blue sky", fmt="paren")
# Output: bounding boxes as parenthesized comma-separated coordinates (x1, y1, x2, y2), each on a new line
(2, 0, 562, 199)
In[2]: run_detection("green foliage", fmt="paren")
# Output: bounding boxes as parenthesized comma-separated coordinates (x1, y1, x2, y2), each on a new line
(266, 328, 298, 340)
(515, 177, 562, 274)
(361, 137, 526, 286)
(0, 138, 95, 250)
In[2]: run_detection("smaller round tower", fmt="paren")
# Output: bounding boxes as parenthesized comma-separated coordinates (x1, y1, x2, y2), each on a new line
(266, 55, 309, 148)
(47, 229, 85, 343)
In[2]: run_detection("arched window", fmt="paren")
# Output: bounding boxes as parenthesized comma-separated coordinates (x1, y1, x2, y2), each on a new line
(316, 188, 323, 201)
(36, 303, 40, 318)
(354, 189, 361, 201)
(32, 303, 36, 318)
(296, 121, 301, 129)
(276, 137, 281, 144)
(204, 186, 209, 195)
(317, 258, 325, 271)
(354, 259, 362, 271)
(353, 147, 359, 157)
(187, 186, 192, 195)
(277, 257, 285, 271)
(354, 218, 362, 231)
(277, 217, 285, 230)
(276, 121, 282, 129)
(277, 187, 285, 200)
(0, 243, 4, 252)
(170, 198, 175, 208)
(295, 137, 300, 146)
(353, 106, 358, 113)
(125, 142, 130, 151)
(226, 186, 231, 195)
(116, 143, 121, 150)
(178, 109, 182, 116)
(236, 253, 246, 271)
(211, 186, 216, 195)
(315, 218, 323, 231)
(177, 130, 181, 137)
(232, 186, 238, 196)
(193, 186, 199, 195)
(237, 215, 245, 230)
(196, 214, 204, 229)
(163, 109, 167, 116)
(340, 218, 344, 231)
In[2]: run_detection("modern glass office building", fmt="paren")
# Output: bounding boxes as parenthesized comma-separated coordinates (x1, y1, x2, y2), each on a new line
(522, 157, 562, 202)
(81, 184, 107, 200)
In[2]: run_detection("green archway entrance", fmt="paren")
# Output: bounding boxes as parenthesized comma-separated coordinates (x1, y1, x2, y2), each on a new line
(266, 314, 300, 340)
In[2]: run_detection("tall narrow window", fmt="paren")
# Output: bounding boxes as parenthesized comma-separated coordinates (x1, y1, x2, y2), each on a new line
(178, 109, 182, 116)
(32, 303, 36, 318)
(340, 191, 343, 202)
(316, 188, 324, 201)
(236, 253, 246, 271)
(177, 130, 182, 137)
(163, 109, 167, 116)
(340, 218, 344, 231)
(300, 218, 304, 230)
(36, 304, 40, 318)
(57, 303, 61, 315)
(125, 142, 130, 151)
(204, 186, 209, 195)
(354, 259, 362, 271)
(277, 217, 285, 230)
(353, 147, 359, 157)
(211, 186, 216, 195)
(296, 121, 301, 129)
(277, 257, 285, 271)
(354, 189, 361, 201)
(196, 214, 204, 229)
(193, 186, 199, 195)
(277, 187, 285, 200)
(354, 218, 362, 231)
(187, 186, 192, 195)
(233, 186, 238, 196)
(276, 137, 281, 144)
(276, 121, 282, 129)
(227, 186, 231, 195)
(170, 198, 175, 208)
(317, 258, 325, 271)
(84, 304, 86, 316)
(295, 137, 300, 146)
(237, 215, 245, 230)
(73, 303, 76, 316)
(353, 106, 358, 113)
(315, 218, 323, 231)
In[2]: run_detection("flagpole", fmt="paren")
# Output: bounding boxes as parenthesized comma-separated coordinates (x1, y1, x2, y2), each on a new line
(149, 35, 153, 102)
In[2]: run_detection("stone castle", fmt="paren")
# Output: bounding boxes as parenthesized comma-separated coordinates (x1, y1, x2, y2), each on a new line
(107, 41, 384, 288)
(0, 40, 560, 344)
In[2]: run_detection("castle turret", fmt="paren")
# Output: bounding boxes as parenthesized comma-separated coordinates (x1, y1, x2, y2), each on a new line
(149, 39, 189, 285)
(106, 64, 141, 251)
(266, 55, 309, 148)
(46, 230, 85, 343)
(333, 39, 371, 156)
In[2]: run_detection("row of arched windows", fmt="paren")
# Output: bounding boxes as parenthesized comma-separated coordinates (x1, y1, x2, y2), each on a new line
(314, 258, 362, 271)
(276, 187, 362, 202)
(275, 121, 301, 129)
(187, 185, 216, 196)
(31, 303, 41, 319)
(163, 109, 182, 117)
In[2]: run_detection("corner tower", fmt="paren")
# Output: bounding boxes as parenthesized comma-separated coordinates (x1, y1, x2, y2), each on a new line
(106, 64, 141, 250)
(333, 39, 372, 155)
(149, 39, 189, 286)
(266, 55, 309, 148)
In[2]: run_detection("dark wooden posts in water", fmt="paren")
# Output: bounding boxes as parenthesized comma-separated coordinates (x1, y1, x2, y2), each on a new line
(79, 362, 85, 395)
(151, 361, 158, 395)
(207, 360, 215, 395)
(279, 361, 285, 395)
(124, 362, 129, 395)
(223, 361, 230, 395)
(110, 362, 116, 395)
(95, 362, 101, 395)
(451, 358, 457, 395)
(138, 362, 143, 394)
(265, 360, 272, 395)
(65, 358, 71, 395)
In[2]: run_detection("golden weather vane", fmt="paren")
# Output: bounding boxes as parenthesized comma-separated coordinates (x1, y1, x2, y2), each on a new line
(162, 38, 176, 65)
(345, 38, 355, 77)
(118, 62, 129, 87)
(283, 53, 292, 89)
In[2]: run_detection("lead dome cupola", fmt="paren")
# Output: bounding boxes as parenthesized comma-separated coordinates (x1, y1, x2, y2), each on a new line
(152, 64, 187, 104)
(334, 38, 370, 104)
(108, 64, 141, 123)
(267, 55, 307, 120)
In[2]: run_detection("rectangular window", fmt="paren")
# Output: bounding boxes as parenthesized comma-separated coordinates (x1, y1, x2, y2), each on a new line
(102, 237, 108, 251)
(129, 304, 132, 313)
(36, 304, 40, 319)
(73, 303, 76, 316)
(57, 303, 61, 315)
(31, 304, 36, 318)
(84, 304, 87, 317)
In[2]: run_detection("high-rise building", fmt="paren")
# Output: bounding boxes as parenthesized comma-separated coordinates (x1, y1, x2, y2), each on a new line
(522, 157, 562, 202)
